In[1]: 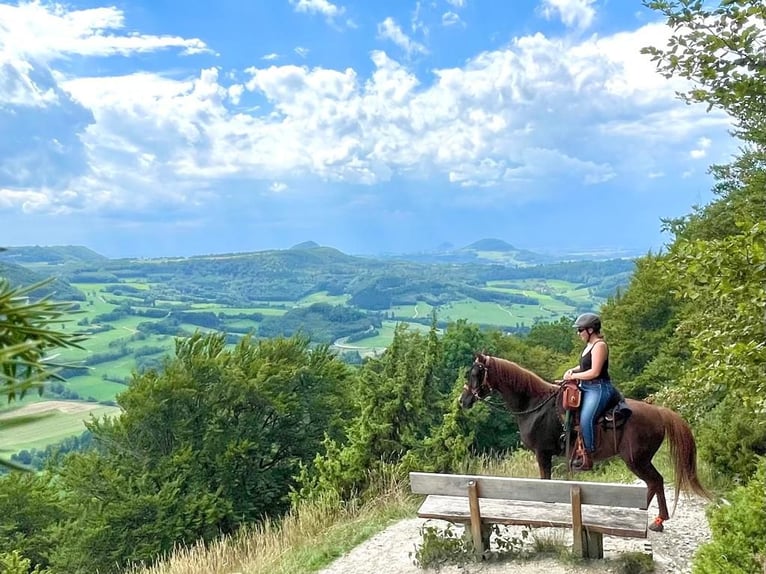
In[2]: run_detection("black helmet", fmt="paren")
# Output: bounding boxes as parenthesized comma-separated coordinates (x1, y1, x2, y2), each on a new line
(573, 313, 601, 331)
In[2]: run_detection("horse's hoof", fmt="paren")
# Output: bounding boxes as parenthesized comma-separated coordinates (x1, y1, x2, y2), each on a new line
(648, 518, 665, 532)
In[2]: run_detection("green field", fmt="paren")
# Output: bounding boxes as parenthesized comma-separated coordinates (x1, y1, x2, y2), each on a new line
(0, 402, 121, 454)
(296, 292, 350, 306)
(3, 246, 628, 459)
(332, 321, 433, 358)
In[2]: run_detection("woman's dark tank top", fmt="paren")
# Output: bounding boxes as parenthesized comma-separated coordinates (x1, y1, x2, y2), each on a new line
(579, 342, 610, 380)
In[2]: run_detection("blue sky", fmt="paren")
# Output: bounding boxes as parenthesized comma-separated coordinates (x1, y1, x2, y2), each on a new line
(0, 0, 734, 258)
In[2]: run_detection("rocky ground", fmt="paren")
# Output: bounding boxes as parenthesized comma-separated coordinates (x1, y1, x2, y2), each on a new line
(318, 487, 711, 574)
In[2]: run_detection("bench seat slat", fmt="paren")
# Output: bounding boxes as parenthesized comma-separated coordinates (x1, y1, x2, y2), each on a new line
(410, 472, 647, 509)
(418, 495, 648, 539)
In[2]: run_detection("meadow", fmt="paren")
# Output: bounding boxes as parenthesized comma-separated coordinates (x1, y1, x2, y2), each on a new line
(1, 250, 623, 457)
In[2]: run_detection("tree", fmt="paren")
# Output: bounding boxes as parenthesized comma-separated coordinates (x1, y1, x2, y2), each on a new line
(0, 278, 85, 469)
(50, 332, 353, 573)
(642, 0, 766, 144)
(641, 0, 766, 480)
(0, 278, 85, 400)
(0, 472, 63, 570)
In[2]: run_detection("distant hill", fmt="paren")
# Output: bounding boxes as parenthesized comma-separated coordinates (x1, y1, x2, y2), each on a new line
(382, 238, 554, 266)
(1, 242, 636, 315)
(0, 245, 108, 266)
(0, 261, 86, 301)
(462, 238, 516, 252)
(290, 241, 321, 250)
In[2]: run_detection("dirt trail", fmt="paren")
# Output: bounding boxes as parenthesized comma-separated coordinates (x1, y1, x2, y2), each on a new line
(318, 487, 711, 574)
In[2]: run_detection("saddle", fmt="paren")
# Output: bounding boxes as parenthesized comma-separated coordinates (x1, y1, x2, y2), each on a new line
(559, 384, 632, 470)
(560, 381, 632, 429)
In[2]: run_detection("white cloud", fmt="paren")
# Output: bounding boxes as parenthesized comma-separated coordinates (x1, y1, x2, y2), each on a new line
(0, 2, 207, 62)
(0, 2, 207, 107)
(0, 1, 734, 217)
(539, 0, 597, 30)
(289, 0, 344, 18)
(377, 17, 428, 56)
(411, 2, 428, 36)
(689, 136, 712, 158)
(270, 181, 288, 193)
(446, 0, 465, 7)
(442, 11, 461, 27)
(262, 53, 280, 60)
(294, 46, 310, 58)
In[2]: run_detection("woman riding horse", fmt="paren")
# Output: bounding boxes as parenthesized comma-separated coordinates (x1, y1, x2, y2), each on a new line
(563, 312, 618, 471)
(460, 351, 709, 532)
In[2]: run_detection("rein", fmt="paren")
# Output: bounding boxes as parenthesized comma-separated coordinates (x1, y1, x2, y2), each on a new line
(466, 357, 564, 415)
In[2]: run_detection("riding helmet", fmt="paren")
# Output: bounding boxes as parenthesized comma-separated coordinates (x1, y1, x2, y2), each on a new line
(573, 312, 601, 331)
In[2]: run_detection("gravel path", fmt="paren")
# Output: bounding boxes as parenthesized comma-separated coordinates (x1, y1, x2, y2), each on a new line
(318, 487, 711, 574)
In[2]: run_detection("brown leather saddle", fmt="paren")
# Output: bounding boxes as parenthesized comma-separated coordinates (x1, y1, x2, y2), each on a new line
(560, 381, 632, 430)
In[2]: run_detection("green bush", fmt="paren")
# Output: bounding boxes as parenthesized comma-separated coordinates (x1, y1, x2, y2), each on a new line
(692, 457, 766, 574)
(0, 550, 48, 574)
(697, 398, 766, 483)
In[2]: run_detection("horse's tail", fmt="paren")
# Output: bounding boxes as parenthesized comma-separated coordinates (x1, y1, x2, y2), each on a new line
(659, 406, 711, 515)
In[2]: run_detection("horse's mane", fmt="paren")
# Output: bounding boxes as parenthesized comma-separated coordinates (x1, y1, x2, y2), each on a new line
(487, 355, 558, 397)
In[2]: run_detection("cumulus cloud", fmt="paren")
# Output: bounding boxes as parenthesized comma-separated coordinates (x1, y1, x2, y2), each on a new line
(377, 17, 428, 56)
(539, 0, 597, 30)
(0, 1, 733, 219)
(0, 2, 207, 62)
(289, 0, 344, 19)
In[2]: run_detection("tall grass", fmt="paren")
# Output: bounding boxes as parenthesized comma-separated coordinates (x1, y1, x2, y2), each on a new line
(124, 469, 417, 574)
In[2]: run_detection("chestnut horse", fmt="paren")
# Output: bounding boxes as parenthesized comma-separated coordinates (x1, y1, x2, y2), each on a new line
(460, 353, 709, 532)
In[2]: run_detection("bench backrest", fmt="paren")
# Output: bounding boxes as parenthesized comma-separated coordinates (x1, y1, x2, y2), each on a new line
(409, 472, 647, 510)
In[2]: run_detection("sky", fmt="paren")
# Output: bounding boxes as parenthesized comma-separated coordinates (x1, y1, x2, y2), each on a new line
(0, 0, 735, 259)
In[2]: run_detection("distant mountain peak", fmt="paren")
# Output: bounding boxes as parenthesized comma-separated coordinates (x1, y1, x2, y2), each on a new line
(462, 238, 516, 252)
(290, 241, 321, 250)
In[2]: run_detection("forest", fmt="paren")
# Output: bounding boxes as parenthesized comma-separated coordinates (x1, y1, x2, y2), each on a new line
(0, 1, 764, 573)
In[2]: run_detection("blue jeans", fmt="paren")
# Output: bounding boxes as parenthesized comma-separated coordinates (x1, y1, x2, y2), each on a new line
(579, 380, 616, 452)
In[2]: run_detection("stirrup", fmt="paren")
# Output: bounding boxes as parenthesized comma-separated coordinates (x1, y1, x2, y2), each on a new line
(572, 452, 593, 471)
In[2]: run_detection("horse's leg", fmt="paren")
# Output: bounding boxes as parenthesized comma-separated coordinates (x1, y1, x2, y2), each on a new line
(535, 450, 553, 479)
(624, 459, 669, 532)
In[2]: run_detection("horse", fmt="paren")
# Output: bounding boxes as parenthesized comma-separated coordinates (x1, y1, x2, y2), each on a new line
(459, 352, 709, 532)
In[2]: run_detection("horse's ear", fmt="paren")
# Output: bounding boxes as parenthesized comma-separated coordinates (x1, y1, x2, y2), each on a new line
(474, 351, 485, 363)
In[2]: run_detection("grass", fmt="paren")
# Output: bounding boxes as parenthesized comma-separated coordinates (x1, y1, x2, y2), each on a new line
(332, 321, 434, 355)
(124, 475, 418, 574)
(296, 292, 350, 306)
(67, 373, 129, 401)
(0, 403, 120, 453)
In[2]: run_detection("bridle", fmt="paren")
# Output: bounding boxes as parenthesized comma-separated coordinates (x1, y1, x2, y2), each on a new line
(464, 356, 565, 416)
(463, 358, 493, 400)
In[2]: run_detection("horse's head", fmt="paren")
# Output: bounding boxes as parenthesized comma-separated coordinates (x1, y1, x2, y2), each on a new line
(459, 353, 492, 408)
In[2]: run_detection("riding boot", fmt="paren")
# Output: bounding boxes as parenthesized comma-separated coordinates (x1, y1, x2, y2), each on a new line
(572, 450, 593, 471)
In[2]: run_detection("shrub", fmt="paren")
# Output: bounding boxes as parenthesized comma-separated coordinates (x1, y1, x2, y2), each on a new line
(697, 398, 766, 483)
(692, 457, 766, 574)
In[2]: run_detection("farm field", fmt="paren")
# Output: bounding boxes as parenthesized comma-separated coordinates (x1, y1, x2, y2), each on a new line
(2, 247, 631, 457)
(0, 401, 121, 454)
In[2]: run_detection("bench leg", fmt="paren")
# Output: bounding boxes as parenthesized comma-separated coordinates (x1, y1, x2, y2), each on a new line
(467, 481, 484, 556)
(582, 530, 604, 559)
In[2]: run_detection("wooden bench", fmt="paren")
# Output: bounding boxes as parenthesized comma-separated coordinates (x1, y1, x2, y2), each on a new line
(409, 471, 648, 559)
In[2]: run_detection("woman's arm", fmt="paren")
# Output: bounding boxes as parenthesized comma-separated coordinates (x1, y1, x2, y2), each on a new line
(563, 366, 580, 379)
